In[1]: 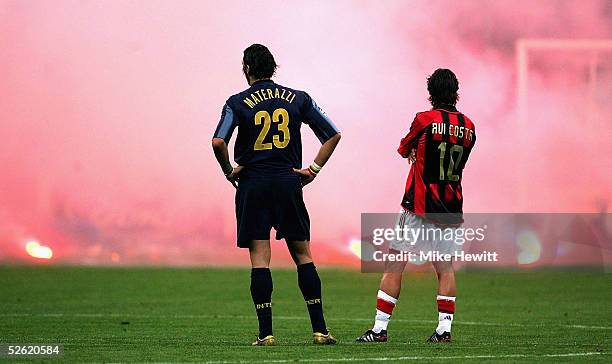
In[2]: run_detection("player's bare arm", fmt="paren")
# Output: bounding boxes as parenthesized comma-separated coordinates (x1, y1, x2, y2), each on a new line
(212, 137, 243, 187)
(293, 132, 341, 186)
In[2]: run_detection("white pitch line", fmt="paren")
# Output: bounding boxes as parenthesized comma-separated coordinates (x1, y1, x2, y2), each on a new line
(1, 312, 610, 330)
(135, 352, 609, 364)
(205, 352, 609, 363)
(565, 324, 612, 330)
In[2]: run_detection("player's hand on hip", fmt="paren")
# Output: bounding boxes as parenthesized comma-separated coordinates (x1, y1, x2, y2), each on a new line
(226, 165, 244, 188)
(293, 168, 316, 187)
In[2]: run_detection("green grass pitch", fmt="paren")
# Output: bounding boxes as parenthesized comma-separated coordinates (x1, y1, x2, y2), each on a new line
(0, 266, 610, 363)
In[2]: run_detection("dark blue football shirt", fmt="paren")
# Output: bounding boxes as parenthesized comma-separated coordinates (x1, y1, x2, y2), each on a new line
(213, 80, 339, 176)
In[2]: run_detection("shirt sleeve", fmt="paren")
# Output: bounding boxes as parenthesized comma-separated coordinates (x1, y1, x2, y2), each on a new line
(398, 113, 430, 157)
(302, 93, 340, 143)
(212, 102, 238, 143)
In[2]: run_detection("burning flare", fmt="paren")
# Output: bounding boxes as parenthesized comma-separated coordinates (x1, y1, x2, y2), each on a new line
(25, 241, 53, 259)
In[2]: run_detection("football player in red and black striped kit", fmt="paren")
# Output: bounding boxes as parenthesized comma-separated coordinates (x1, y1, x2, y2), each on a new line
(357, 69, 476, 343)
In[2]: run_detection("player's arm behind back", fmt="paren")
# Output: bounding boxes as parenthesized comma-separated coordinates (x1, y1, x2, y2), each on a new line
(293, 94, 341, 186)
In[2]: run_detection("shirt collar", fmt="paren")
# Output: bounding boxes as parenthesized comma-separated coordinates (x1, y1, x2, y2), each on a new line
(433, 104, 458, 112)
(251, 79, 274, 86)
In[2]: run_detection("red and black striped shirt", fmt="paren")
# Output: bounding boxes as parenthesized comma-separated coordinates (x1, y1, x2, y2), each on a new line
(398, 105, 476, 225)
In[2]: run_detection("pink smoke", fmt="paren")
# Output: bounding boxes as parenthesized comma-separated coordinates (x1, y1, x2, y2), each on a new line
(0, 0, 610, 265)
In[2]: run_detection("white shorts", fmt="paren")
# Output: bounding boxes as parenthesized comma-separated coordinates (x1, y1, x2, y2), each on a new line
(389, 210, 463, 263)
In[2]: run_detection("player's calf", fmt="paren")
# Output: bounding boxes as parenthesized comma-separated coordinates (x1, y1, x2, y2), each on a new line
(250, 268, 273, 341)
(297, 262, 329, 335)
(357, 289, 397, 342)
(427, 295, 455, 343)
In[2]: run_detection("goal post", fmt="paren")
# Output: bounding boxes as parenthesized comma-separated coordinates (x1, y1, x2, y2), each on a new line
(515, 38, 612, 210)
(516, 38, 612, 127)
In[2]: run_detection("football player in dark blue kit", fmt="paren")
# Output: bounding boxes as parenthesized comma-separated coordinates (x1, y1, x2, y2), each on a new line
(212, 44, 341, 346)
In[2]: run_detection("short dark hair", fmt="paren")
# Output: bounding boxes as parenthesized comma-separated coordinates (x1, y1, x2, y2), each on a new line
(427, 69, 459, 106)
(243, 44, 277, 80)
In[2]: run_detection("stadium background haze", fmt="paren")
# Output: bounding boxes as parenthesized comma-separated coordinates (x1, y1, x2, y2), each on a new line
(1, 0, 611, 265)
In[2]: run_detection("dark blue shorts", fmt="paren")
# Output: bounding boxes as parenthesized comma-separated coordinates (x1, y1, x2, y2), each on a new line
(235, 174, 310, 248)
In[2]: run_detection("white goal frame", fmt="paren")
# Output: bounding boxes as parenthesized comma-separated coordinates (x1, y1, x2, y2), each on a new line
(514, 38, 612, 210)
(516, 38, 612, 124)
